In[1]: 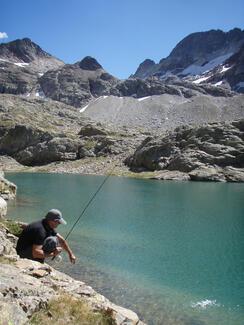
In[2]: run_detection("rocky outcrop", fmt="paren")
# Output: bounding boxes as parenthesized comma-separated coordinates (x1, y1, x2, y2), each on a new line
(0, 197, 7, 218)
(126, 119, 244, 182)
(39, 57, 118, 107)
(0, 175, 17, 200)
(112, 77, 234, 98)
(0, 225, 145, 325)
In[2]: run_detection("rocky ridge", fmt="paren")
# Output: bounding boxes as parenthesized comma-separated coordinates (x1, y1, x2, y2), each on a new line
(1, 32, 243, 110)
(133, 28, 244, 93)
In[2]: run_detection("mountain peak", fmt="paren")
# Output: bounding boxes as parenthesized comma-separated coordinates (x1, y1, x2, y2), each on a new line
(0, 37, 52, 63)
(133, 59, 156, 78)
(78, 56, 103, 70)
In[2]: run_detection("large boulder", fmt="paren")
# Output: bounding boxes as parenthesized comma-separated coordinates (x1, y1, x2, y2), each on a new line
(0, 176, 17, 200)
(15, 137, 80, 165)
(126, 119, 244, 181)
(0, 124, 52, 155)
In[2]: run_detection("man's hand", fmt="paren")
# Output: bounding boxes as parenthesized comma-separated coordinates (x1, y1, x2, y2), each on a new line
(53, 247, 62, 256)
(69, 253, 76, 264)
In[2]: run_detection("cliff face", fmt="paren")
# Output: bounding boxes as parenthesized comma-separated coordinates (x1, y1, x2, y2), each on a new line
(0, 224, 145, 325)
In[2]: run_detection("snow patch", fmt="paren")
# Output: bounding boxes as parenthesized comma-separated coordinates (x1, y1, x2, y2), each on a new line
(138, 96, 151, 101)
(214, 81, 223, 86)
(192, 76, 210, 84)
(14, 62, 30, 67)
(80, 104, 89, 113)
(38, 73, 44, 77)
(0, 67, 5, 70)
(181, 53, 233, 76)
(35, 91, 45, 98)
(220, 65, 232, 73)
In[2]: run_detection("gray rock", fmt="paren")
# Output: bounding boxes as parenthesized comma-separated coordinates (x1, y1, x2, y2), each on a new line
(79, 124, 108, 137)
(0, 197, 7, 218)
(223, 166, 244, 182)
(0, 175, 17, 200)
(126, 119, 244, 182)
(0, 124, 53, 155)
(189, 166, 226, 182)
(0, 226, 17, 255)
(16, 137, 80, 165)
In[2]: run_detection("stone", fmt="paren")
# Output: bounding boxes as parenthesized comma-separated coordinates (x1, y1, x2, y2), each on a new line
(223, 166, 244, 182)
(0, 175, 17, 200)
(0, 301, 27, 325)
(189, 167, 226, 182)
(0, 225, 17, 255)
(79, 124, 108, 137)
(151, 170, 190, 181)
(0, 196, 7, 218)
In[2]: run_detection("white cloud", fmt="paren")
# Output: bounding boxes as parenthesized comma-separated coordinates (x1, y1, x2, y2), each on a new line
(0, 32, 8, 39)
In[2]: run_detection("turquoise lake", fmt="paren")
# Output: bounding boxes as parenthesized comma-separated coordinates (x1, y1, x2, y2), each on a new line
(6, 172, 244, 325)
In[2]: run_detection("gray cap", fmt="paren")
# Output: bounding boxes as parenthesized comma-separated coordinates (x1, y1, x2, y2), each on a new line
(43, 236, 59, 254)
(45, 209, 67, 225)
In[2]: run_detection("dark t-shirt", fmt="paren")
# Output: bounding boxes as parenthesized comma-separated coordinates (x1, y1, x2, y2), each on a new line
(16, 219, 57, 262)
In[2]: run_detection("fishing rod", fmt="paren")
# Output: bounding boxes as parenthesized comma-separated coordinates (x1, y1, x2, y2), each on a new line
(64, 100, 126, 240)
(52, 164, 118, 262)
(64, 164, 117, 240)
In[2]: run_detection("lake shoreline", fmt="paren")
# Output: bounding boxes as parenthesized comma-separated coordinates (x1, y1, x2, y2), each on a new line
(1, 154, 244, 182)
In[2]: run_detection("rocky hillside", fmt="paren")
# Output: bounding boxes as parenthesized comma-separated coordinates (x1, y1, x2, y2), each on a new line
(126, 119, 244, 182)
(133, 28, 244, 93)
(0, 223, 145, 325)
(0, 94, 141, 166)
(82, 92, 244, 132)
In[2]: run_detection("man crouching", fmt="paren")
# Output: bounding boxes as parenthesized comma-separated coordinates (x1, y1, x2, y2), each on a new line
(16, 209, 76, 264)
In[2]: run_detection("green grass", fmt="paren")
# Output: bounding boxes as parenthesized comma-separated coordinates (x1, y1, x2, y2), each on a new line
(29, 294, 115, 325)
(0, 219, 23, 237)
(83, 139, 97, 150)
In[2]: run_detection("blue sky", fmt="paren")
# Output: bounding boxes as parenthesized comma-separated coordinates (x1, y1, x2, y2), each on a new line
(2, 0, 244, 79)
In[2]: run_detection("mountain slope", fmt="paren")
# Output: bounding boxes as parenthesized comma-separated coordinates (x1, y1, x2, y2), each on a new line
(0, 38, 64, 96)
(133, 28, 244, 92)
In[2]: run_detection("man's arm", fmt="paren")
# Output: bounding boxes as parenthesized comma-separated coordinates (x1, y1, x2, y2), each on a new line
(32, 245, 62, 259)
(56, 234, 76, 264)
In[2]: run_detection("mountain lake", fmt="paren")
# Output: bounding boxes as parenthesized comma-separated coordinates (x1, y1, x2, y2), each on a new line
(6, 172, 244, 325)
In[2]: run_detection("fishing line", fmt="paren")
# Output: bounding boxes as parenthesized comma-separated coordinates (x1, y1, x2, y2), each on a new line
(64, 99, 126, 240)
(64, 165, 117, 240)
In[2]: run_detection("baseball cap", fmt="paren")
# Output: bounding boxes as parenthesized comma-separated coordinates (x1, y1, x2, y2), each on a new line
(45, 209, 67, 225)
